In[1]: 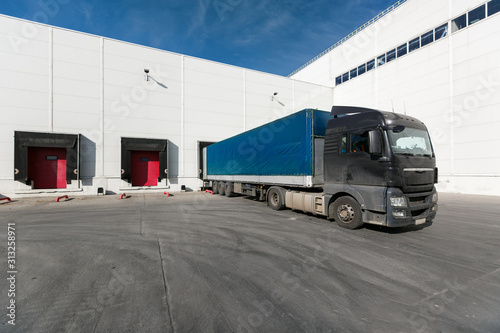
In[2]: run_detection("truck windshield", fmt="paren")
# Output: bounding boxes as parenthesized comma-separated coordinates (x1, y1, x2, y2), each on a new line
(388, 127, 433, 156)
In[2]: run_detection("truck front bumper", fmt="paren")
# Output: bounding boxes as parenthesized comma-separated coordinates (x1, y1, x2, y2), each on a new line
(386, 187, 438, 228)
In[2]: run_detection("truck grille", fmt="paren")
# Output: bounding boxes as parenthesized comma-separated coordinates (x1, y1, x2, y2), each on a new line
(405, 190, 433, 218)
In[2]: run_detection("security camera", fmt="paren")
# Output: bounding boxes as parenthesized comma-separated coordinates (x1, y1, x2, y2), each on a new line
(144, 69, 149, 74)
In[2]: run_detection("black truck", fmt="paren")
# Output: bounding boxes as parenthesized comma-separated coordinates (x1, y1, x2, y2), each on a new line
(204, 106, 438, 229)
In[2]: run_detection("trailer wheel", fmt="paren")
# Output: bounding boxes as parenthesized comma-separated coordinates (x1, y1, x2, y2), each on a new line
(225, 182, 234, 197)
(218, 182, 225, 195)
(268, 187, 285, 210)
(330, 196, 363, 229)
(212, 181, 219, 194)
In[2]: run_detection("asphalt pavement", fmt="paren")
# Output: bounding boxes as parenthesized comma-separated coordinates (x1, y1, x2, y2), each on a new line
(0, 192, 499, 332)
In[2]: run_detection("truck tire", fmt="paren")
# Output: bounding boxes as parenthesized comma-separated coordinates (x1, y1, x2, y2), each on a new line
(330, 196, 364, 229)
(212, 181, 219, 194)
(218, 182, 225, 195)
(268, 187, 285, 210)
(225, 182, 234, 197)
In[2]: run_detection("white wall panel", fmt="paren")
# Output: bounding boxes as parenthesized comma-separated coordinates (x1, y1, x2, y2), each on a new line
(0, 87, 47, 112)
(0, 70, 47, 94)
(53, 43, 100, 67)
(53, 94, 100, 115)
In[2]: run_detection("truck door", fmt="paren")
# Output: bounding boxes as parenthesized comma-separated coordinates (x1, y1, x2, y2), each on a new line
(324, 132, 349, 184)
(347, 130, 386, 186)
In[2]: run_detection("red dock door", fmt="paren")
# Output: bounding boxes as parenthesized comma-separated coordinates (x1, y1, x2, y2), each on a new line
(28, 147, 67, 189)
(130, 151, 159, 186)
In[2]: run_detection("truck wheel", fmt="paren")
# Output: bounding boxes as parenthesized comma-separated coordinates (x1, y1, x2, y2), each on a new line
(218, 182, 225, 195)
(268, 187, 285, 210)
(225, 182, 234, 197)
(330, 196, 363, 229)
(212, 181, 219, 194)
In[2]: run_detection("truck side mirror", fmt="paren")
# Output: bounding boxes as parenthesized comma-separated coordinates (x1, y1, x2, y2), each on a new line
(369, 130, 383, 155)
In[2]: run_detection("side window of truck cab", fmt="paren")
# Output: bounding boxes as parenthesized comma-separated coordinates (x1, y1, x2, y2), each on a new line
(340, 134, 348, 153)
(351, 131, 370, 153)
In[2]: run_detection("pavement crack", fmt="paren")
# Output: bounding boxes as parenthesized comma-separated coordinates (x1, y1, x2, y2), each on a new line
(140, 209, 144, 236)
(157, 235, 175, 333)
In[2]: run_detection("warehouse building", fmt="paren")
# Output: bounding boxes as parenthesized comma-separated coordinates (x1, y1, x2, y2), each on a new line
(0, 13, 333, 197)
(291, 0, 500, 196)
(1, 0, 499, 198)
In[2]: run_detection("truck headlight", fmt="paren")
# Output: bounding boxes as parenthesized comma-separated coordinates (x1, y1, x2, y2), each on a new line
(392, 210, 406, 218)
(390, 197, 407, 207)
(432, 192, 438, 203)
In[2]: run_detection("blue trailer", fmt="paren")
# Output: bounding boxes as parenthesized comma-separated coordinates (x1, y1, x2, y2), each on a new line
(204, 109, 330, 189)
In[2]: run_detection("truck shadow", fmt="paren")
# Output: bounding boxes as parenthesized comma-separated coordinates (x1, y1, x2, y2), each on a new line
(363, 221, 433, 234)
(239, 195, 434, 234)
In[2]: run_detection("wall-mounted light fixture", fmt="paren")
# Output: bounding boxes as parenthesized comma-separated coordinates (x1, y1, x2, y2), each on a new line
(143, 68, 168, 89)
(271, 92, 285, 106)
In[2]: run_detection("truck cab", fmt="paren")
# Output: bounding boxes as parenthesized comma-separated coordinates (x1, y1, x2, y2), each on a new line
(324, 106, 438, 228)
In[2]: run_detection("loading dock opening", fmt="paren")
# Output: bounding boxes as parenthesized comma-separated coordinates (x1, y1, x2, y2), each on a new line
(121, 137, 168, 186)
(28, 147, 67, 189)
(14, 131, 80, 189)
(130, 151, 160, 186)
(198, 141, 215, 180)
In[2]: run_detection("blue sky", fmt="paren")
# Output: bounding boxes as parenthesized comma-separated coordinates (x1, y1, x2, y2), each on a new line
(0, 0, 400, 76)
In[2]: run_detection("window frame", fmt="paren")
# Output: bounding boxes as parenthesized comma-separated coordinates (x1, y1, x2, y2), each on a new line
(358, 63, 366, 76)
(366, 59, 376, 72)
(350, 130, 371, 154)
(342, 72, 349, 82)
(469, 4, 486, 25)
(340, 133, 348, 154)
(409, 37, 420, 52)
(386, 49, 396, 63)
(377, 54, 386, 67)
(397, 43, 407, 57)
(489, 0, 500, 16)
(452, 13, 467, 32)
(350, 68, 358, 79)
(435, 23, 448, 41)
(421, 30, 434, 47)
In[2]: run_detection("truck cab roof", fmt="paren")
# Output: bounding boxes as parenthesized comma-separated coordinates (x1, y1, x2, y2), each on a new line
(329, 106, 428, 132)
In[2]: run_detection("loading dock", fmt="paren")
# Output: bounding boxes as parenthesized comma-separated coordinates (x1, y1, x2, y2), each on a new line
(121, 137, 168, 187)
(198, 141, 215, 180)
(28, 147, 67, 189)
(130, 151, 160, 186)
(14, 131, 80, 189)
